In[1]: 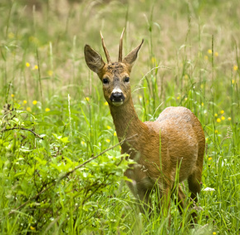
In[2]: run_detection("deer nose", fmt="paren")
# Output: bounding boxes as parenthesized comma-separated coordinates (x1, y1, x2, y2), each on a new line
(110, 91, 125, 103)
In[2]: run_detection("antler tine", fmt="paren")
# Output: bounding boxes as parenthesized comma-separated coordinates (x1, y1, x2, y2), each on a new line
(118, 28, 125, 62)
(100, 31, 111, 63)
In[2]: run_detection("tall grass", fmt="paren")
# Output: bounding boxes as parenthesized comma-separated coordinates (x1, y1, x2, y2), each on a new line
(0, 0, 240, 234)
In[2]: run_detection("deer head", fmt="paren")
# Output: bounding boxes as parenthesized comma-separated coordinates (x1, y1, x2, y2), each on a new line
(84, 29, 144, 107)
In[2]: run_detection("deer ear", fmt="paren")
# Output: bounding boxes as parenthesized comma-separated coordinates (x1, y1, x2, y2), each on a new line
(123, 39, 144, 69)
(84, 45, 105, 74)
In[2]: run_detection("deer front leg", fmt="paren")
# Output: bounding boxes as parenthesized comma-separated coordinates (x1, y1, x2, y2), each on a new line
(125, 179, 152, 213)
(125, 166, 154, 214)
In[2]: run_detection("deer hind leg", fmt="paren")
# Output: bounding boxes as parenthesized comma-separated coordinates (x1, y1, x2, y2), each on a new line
(187, 169, 202, 223)
(174, 185, 186, 215)
(158, 185, 171, 225)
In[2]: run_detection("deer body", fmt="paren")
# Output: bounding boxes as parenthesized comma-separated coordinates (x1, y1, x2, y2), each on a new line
(84, 30, 205, 220)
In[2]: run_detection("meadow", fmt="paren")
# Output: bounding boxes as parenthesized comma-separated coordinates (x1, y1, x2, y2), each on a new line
(0, 0, 240, 234)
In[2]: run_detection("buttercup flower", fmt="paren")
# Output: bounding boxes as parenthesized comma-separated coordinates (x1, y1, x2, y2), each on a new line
(33, 100, 37, 105)
(47, 70, 53, 76)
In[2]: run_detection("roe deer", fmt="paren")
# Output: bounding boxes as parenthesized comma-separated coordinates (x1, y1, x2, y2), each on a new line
(84, 29, 205, 222)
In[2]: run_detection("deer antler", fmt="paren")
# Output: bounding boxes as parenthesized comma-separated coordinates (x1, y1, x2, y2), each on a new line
(118, 28, 125, 62)
(100, 31, 111, 63)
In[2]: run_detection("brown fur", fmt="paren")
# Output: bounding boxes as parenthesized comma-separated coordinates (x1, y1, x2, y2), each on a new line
(84, 34, 205, 222)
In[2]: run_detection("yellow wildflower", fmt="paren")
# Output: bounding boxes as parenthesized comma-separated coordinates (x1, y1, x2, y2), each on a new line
(213, 232, 216, 235)
(34, 65, 38, 70)
(215, 52, 219, 57)
(8, 32, 15, 39)
(214, 113, 218, 117)
(233, 65, 238, 71)
(151, 57, 156, 64)
(177, 96, 180, 100)
(45, 108, 50, 112)
(201, 103, 204, 107)
(215, 130, 218, 134)
(32, 100, 37, 105)
(228, 117, 231, 121)
(23, 100, 27, 104)
(208, 157, 212, 161)
(107, 126, 111, 130)
(184, 74, 188, 79)
(106, 139, 111, 143)
(47, 70, 53, 76)
(232, 79, 235, 84)
(208, 49, 212, 54)
(81, 141, 85, 145)
(220, 110, 224, 114)
(104, 101, 108, 106)
(114, 131, 117, 137)
(221, 116, 225, 120)
(30, 226, 35, 230)
(85, 97, 90, 101)
(26, 107, 31, 112)
(216, 118, 221, 123)
(11, 94, 15, 98)
(185, 98, 187, 101)
(26, 62, 30, 67)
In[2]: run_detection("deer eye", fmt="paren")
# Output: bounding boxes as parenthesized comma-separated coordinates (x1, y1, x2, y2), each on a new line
(124, 77, 130, 83)
(102, 78, 109, 84)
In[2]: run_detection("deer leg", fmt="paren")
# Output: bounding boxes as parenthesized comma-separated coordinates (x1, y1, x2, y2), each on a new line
(137, 187, 152, 214)
(173, 185, 186, 215)
(126, 180, 152, 213)
(157, 185, 171, 225)
(187, 170, 202, 223)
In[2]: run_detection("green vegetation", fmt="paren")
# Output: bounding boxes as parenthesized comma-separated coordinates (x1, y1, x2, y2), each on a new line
(0, 0, 239, 234)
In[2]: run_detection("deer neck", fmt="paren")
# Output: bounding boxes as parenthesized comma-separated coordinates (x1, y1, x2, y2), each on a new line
(109, 97, 145, 144)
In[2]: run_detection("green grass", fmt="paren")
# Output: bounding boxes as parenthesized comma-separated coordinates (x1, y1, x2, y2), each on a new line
(0, 0, 240, 234)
